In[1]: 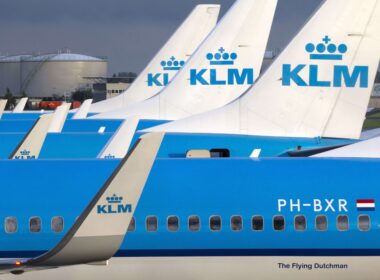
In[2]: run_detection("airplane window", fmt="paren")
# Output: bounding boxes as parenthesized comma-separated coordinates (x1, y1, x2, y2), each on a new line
(146, 216, 158, 232)
(167, 216, 179, 232)
(210, 149, 230, 158)
(230, 216, 243, 231)
(5, 217, 17, 233)
(51, 216, 64, 233)
(358, 215, 370, 231)
(273, 216, 285, 231)
(316, 215, 328, 231)
(128, 217, 136, 232)
(210, 216, 222, 231)
(294, 215, 306, 231)
(337, 215, 349, 231)
(29, 217, 42, 233)
(252, 216, 264, 231)
(188, 216, 200, 232)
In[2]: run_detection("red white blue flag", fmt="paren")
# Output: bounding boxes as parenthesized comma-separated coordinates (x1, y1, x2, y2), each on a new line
(356, 199, 375, 211)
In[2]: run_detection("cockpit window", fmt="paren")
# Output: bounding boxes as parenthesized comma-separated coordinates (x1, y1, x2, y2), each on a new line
(5, 217, 17, 233)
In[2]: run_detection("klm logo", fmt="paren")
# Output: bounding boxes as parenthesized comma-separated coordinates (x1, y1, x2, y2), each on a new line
(190, 48, 254, 86)
(147, 56, 185, 87)
(283, 36, 368, 88)
(97, 194, 132, 214)
(14, 149, 35, 160)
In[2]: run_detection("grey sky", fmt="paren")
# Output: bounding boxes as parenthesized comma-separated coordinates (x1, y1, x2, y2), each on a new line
(0, 0, 321, 75)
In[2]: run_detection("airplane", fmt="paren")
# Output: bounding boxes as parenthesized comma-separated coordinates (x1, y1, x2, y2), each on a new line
(0, 4, 220, 123)
(0, 0, 278, 159)
(0, 132, 379, 280)
(15, 0, 380, 160)
(0, 132, 162, 275)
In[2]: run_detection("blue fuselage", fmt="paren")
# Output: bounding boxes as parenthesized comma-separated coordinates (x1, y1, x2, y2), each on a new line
(0, 157, 378, 258)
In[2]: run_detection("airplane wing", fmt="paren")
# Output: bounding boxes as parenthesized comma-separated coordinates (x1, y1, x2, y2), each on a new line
(0, 132, 164, 275)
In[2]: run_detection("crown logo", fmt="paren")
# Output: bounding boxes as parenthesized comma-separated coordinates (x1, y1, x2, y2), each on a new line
(20, 149, 30, 156)
(160, 56, 185, 71)
(207, 47, 237, 65)
(106, 194, 123, 204)
(305, 36, 347, 61)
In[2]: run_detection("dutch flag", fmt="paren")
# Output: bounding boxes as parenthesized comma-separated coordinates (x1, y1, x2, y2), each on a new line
(356, 199, 375, 211)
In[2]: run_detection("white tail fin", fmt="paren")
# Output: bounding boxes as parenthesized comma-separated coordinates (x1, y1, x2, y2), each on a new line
(0, 100, 7, 119)
(94, 0, 277, 120)
(13, 97, 28, 113)
(88, 5, 220, 113)
(10, 114, 53, 160)
(148, 0, 380, 140)
(48, 103, 70, 133)
(98, 117, 140, 159)
(72, 99, 93, 119)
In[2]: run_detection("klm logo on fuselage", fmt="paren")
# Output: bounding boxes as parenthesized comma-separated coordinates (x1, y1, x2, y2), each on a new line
(282, 36, 368, 88)
(14, 149, 35, 160)
(97, 194, 132, 214)
(147, 56, 185, 87)
(190, 47, 254, 86)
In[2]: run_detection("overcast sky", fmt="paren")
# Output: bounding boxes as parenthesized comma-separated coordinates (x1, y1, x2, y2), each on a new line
(0, 0, 321, 75)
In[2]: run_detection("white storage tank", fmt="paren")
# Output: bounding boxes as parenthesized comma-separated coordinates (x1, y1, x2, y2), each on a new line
(0, 55, 32, 96)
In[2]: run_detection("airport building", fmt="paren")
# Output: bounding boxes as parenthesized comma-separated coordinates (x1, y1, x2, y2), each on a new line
(0, 52, 107, 98)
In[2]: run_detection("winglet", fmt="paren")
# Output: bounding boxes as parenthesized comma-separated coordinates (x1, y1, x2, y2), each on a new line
(13, 98, 28, 113)
(98, 117, 140, 159)
(9, 114, 53, 160)
(22, 132, 164, 268)
(72, 99, 93, 119)
(48, 103, 71, 133)
(0, 99, 7, 119)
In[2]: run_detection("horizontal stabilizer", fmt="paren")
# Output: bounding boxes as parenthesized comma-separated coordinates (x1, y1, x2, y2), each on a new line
(2, 132, 164, 274)
(13, 97, 28, 113)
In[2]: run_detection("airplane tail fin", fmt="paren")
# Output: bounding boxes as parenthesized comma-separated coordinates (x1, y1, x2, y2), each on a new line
(13, 98, 28, 113)
(72, 99, 93, 119)
(10, 103, 70, 159)
(2, 133, 164, 274)
(148, 0, 380, 139)
(0, 100, 7, 119)
(89, 4, 220, 113)
(93, 0, 277, 120)
(98, 117, 140, 159)
(48, 103, 70, 133)
(240, 0, 380, 139)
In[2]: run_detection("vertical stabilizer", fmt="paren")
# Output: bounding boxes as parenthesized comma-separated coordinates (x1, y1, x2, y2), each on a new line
(72, 99, 93, 119)
(147, 0, 380, 140)
(0, 100, 7, 119)
(94, 0, 277, 120)
(13, 97, 28, 113)
(89, 5, 220, 113)
(48, 103, 71, 133)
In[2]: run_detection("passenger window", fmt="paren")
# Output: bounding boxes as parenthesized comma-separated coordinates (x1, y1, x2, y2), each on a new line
(230, 216, 242, 231)
(146, 216, 158, 232)
(294, 215, 306, 231)
(210, 216, 222, 231)
(128, 217, 136, 232)
(210, 149, 230, 158)
(273, 216, 285, 231)
(5, 217, 17, 233)
(188, 216, 200, 232)
(358, 215, 370, 231)
(252, 216, 264, 231)
(167, 216, 179, 232)
(30, 217, 42, 233)
(51, 216, 64, 233)
(316, 215, 328, 231)
(337, 215, 349, 231)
